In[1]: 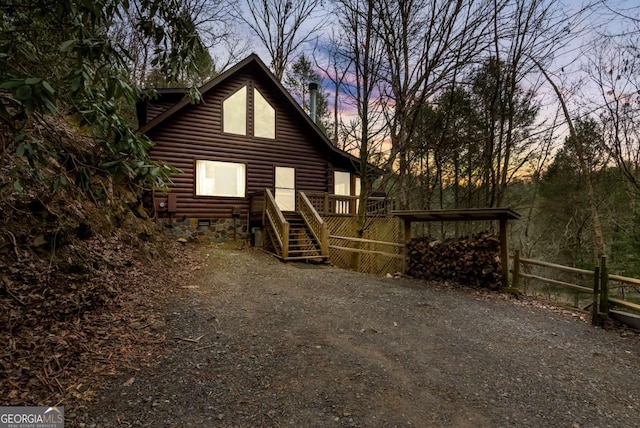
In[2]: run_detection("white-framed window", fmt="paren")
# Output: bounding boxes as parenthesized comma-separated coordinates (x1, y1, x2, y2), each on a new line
(253, 88, 275, 139)
(275, 166, 295, 211)
(223, 86, 247, 135)
(195, 160, 246, 197)
(334, 171, 352, 214)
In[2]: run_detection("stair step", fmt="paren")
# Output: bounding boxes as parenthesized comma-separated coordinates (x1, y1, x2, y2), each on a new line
(289, 239, 314, 244)
(264, 211, 325, 262)
(289, 235, 315, 240)
(284, 255, 327, 261)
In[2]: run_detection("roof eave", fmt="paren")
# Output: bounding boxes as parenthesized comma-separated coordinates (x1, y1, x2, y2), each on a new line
(136, 54, 383, 176)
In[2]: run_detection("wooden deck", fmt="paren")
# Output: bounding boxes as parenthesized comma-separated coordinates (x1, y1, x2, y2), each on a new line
(250, 190, 402, 272)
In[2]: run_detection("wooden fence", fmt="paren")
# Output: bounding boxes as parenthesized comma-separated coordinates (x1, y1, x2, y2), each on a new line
(511, 250, 640, 328)
(325, 216, 404, 276)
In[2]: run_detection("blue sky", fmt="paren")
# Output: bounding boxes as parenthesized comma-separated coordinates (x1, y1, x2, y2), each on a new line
(218, 0, 639, 150)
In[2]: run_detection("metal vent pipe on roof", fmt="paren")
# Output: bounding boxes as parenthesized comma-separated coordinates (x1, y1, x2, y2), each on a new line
(308, 82, 318, 123)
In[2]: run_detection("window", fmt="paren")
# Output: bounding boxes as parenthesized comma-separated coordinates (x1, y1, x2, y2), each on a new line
(275, 167, 295, 211)
(253, 88, 275, 139)
(195, 160, 246, 197)
(222, 86, 275, 138)
(223, 86, 247, 135)
(334, 171, 351, 195)
(334, 171, 351, 214)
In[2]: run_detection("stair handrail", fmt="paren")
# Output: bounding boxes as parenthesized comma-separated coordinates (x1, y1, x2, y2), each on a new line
(264, 189, 289, 258)
(298, 191, 328, 257)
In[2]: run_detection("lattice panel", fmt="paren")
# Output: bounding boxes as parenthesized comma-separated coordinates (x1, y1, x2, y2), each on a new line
(263, 223, 278, 255)
(326, 216, 358, 237)
(326, 216, 404, 276)
(328, 245, 355, 270)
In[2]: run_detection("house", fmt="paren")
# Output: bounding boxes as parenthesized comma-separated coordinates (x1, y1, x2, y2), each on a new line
(137, 54, 384, 260)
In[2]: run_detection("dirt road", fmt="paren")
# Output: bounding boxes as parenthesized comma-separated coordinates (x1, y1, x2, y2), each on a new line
(84, 244, 640, 427)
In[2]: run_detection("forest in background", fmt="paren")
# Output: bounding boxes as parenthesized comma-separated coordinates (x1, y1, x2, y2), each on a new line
(1, 0, 640, 277)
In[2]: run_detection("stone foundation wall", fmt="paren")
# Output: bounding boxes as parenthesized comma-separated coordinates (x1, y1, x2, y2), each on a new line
(159, 217, 249, 242)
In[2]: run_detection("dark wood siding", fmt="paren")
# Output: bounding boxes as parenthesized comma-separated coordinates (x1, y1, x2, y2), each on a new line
(146, 100, 177, 123)
(148, 68, 331, 219)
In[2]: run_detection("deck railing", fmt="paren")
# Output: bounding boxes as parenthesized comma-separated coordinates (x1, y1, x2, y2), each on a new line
(264, 189, 289, 258)
(298, 191, 328, 257)
(304, 192, 392, 217)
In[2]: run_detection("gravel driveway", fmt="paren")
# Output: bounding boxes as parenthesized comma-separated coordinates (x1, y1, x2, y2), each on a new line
(85, 244, 640, 427)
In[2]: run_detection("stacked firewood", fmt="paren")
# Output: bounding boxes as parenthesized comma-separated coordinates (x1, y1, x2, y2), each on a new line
(407, 232, 502, 288)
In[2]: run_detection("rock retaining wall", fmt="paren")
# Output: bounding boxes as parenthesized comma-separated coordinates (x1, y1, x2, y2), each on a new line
(158, 218, 248, 242)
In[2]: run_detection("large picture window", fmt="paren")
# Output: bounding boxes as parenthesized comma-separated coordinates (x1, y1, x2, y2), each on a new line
(196, 160, 246, 197)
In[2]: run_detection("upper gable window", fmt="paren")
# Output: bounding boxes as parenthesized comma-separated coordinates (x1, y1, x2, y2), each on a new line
(253, 88, 275, 139)
(223, 86, 247, 135)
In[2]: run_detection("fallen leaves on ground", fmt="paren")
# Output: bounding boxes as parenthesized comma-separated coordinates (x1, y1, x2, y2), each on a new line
(0, 227, 207, 408)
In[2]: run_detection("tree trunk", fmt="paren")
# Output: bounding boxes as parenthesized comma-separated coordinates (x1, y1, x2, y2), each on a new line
(537, 64, 606, 258)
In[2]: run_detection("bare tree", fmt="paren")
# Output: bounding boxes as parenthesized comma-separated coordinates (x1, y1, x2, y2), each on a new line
(536, 62, 607, 258)
(373, 0, 492, 209)
(109, 0, 241, 86)
(332, 0, 387, 221)
(313, 32, 353, 146)
(234, 0, 325, 80)
(483, 0, 575, 207)
(588, 11, 640, 194)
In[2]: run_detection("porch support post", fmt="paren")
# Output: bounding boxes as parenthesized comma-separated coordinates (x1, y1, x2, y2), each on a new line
(282, 222, 290, 259)
(324, 193, 329, 216)
(599, 256, 609, 315)
(512, 250, 520, 289)
(499, 216, 509, 288)
(403, 218, 412, 274)
(321, 223, 329, 257)
(262, 190, 267, 226)
(592, 265, 600, 326)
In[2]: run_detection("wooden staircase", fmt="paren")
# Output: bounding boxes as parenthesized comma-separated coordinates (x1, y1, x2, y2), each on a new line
(284, 213, 326, 262)
(261, 189, 328, 263)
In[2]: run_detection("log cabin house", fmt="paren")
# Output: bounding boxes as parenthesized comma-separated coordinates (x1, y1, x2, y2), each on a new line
(137, 54, 388, 262)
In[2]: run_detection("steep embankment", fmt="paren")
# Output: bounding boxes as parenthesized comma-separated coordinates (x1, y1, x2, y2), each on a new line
(0, 116, 201, 406)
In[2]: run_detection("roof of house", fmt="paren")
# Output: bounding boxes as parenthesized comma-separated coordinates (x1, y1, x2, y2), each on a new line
(137, 54, 380, 176)
(392, 208, 521, 222)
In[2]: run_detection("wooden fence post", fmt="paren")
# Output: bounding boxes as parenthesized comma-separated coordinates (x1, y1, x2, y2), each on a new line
(599, 256, 609, 316)
(402, 219, 412, 275)
(592, 265, 600, 326)
(282, 223, 290, 259)
(513, 250, 520, 289)
(324, 193, 329, 216)
(321, 223, 328, 257)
